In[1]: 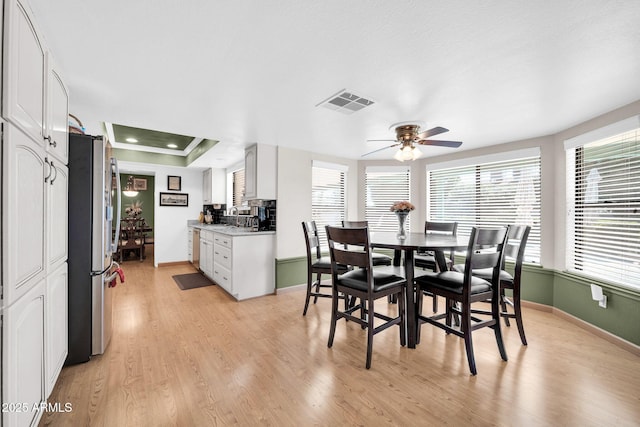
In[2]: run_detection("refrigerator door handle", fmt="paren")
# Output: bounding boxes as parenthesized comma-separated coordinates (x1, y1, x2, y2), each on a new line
(111, 158, 122, 253)
(92, 259, 114, 277)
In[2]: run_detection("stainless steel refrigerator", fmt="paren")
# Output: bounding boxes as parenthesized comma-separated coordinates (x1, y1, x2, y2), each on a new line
(67, 133, 122, 364)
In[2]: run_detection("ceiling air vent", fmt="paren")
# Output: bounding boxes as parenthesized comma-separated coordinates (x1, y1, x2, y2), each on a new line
(316, 89, 375, 114)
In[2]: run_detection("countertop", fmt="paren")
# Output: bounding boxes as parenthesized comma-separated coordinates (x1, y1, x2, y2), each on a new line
(188, 222, 276, 236)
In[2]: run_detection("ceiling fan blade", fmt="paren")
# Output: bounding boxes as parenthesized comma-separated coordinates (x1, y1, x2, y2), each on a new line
(361, 143, 401, 157)
(366, 139, 397, 143)
(417, 139, 463, 148)
(417, 126, 448, 139)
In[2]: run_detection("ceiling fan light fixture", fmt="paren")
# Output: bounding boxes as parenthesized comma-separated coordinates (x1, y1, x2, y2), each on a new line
(394, 145, 421, 162)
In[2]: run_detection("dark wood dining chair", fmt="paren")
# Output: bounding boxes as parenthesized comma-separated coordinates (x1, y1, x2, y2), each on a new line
(453, 224, 531, 345)
(326, 225, 406, 369)
(342, 221, 393, 266)
(414, 221, 458, 312)
(118, 218, 146, 262)
(415, 226, 509, 375)
(301, 221, 348, 315)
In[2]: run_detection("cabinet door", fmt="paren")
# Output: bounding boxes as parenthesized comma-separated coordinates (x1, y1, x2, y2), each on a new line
(244, 145, 257, 199)
(46, 163, 68, 271)
(45, 263, 68, 397)
(3, 280, 46, 427)
(45, 55, 69, 164)
(4, 124, 46, 306)
(3, 0, 46, 143)
(203, 168, 212, 204)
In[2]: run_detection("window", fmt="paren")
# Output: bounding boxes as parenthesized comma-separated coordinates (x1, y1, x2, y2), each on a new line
(566, 122, 640, 289)
(428, 150, 541, 262)
(232, 168, 245, 207)
(365, 166, 411, 232)
(312, 161, 347, 247)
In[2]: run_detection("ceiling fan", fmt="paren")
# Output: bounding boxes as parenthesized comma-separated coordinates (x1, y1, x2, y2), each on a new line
(363, 122, 463, 161)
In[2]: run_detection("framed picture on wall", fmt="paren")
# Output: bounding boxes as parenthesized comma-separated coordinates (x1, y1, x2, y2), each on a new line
(159, 192, 188, 206)
(168, 175, 181, 191)
(133, 178, 147, 191)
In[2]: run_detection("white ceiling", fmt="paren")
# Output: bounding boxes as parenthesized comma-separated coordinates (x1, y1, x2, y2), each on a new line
(28, 0, 640, 167)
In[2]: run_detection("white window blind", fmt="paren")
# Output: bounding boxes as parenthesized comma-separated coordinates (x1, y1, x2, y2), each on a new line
(428, 155, 541, 262)
(312, 163, 347, 247)
(232, 169, 245, 207)
(566, 128, 640, 289)
(365, 167, 411, 232)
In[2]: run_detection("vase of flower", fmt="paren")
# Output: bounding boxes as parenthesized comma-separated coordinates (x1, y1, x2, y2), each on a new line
(396, 211, 409, 239)
(390, 200, 415, 240)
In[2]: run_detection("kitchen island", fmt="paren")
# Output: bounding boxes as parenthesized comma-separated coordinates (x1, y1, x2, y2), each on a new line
(188, 223, 275, 300)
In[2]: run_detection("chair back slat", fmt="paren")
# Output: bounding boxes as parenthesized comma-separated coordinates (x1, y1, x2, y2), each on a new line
(302, 221, 322, 260)
(425, 221, 458, 235)
(463, 227, 508, 290)
(326, 226, 372, 271)
(342, 220, 368, 227)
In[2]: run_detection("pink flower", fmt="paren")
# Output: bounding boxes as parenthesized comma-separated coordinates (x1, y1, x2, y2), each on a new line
(390, 200, 415, 212)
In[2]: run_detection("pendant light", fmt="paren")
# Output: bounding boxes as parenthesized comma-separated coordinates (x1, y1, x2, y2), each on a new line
(122, 175, 139, 197)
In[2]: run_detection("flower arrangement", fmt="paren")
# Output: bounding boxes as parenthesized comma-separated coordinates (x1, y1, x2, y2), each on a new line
(390, 200, 415, 212)
(125, 200, 143, 218)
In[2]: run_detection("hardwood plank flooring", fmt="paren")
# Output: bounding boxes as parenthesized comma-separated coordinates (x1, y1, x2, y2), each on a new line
(41, 254, 640, 426)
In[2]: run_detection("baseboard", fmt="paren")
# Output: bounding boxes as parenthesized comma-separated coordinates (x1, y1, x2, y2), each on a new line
(276, 283, 306, 294)
(157, 261, 192, 267)
(524, 300, 640, 356)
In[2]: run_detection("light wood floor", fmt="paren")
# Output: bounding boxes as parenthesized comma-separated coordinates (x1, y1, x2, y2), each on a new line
(41, 252, 640, 426)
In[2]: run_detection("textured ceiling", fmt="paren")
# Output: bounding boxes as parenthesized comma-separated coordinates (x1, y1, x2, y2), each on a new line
(28, 0, 640, 168)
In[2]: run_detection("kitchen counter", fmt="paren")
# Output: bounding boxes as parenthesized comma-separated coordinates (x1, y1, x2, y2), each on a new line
(188, 222, 275, 236)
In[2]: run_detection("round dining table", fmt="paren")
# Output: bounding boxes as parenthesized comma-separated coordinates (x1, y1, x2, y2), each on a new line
(369, 231, 469, 348)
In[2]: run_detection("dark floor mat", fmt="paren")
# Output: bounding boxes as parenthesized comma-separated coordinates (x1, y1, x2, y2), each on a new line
(172, 273, 215, 290)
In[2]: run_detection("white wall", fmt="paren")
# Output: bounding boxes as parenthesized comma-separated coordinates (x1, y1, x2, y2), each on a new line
(118, 161, 203, 266)
(276, 147, 358, 260)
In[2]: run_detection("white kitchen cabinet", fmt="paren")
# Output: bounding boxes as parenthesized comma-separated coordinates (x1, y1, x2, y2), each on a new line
(244, 144, 276, 200)
(3, 123, 46, 306)
(46, 161, 68, 272)
(203, 168, 226, 205)
(2, 279, 46, 427)
(45, 262, 68, 397)
(199, 230, 214, 278)
(212, 232, 275, 300)
(45, 54, 69, 164)
(202, 168, 212, 204)
(188, 227, 193, 263)
(3, 0, 46, 143)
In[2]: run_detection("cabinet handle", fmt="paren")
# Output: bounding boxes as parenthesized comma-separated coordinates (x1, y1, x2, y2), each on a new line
(50, 160, 58, 185)
(44, 135, 57, 148)
(44, 157, 52, 183)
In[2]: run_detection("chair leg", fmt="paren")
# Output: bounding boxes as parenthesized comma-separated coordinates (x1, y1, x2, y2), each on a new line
(431, 292, 438, 313)
(512, 287, 528, 345)
(500, 288, 510, 327)
(493, 297, 508, 362)
(365, 298, 375, 369)
(327, 289, 339, 348)
(313, 272, 322, 304)
(398, 289, 406, 347)
(461, 306, 477, 376)
(302, 270, 313, 316)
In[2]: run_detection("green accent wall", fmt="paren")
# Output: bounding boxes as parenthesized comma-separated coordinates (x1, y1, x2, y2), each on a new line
(120, 174, 155, 237)
(186, 139, 219, 165)
(274, 258, 640, 346)
(113, 148, 186, 167)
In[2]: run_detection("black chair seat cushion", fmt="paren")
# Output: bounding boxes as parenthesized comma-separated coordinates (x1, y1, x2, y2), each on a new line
(312, 256, 333, 269)
(452, 264, 514, 285)
(337, 267, 405, 292)
(415, 271, 492, 295)
(371, 252, 392, 266)
(414, 253, 436, 266)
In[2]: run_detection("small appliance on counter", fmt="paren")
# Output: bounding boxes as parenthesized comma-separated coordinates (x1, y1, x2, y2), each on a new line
(248, 199, 276, 231)
(202, 204, 226, 224)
